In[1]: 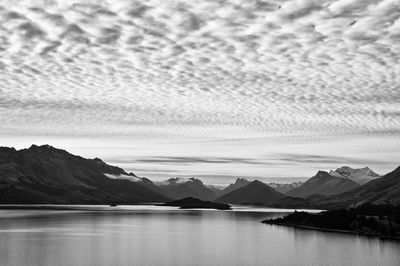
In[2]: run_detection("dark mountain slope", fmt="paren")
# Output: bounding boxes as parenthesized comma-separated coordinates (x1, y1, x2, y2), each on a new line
(216, 180, 284, 205)
(0, 145, 169, 204)
(286, 171, 360, 198)
(273, 166, 400, 210)
(316, 166, 400, 208)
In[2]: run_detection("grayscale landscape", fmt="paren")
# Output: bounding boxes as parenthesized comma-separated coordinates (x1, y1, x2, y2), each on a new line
(0, 0, 399, 265)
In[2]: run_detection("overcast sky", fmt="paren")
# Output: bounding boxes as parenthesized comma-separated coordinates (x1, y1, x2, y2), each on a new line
(1, 0, 399, 184)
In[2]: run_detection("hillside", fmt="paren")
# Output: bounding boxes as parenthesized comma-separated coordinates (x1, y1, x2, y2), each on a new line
(216, 180, 284, 205)
(286, 171, 360, 198)
(316, 166, 400, 208)
(0, 145, 170, 204)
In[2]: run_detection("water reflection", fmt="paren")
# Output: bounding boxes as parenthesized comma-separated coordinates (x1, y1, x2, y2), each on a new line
(0, 206, 399, 266)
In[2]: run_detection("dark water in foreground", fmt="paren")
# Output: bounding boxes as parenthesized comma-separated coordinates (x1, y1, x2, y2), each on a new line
(0, 205, 399, 266)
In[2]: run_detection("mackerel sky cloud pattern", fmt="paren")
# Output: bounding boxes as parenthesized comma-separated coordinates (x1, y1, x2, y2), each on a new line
(0, 0, 399, 182)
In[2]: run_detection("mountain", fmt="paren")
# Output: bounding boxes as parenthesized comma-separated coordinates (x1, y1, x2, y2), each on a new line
(216, 180, 284, 205)
(329, 166, 380, 185)
(221, 178, 251, 195)
(220, 178, 302, 196)
(157, 177, 217, 200)
(286, 171, 360, 198)
(316, 166, 400, 208)
(267, 181, 303, 194)
(0, 145, 170, 204)
(205, 184, 225, 197)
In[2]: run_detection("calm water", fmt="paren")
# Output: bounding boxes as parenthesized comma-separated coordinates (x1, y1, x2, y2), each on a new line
(0, 205, 399, 266)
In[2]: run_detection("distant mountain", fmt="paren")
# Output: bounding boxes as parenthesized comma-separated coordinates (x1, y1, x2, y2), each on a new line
(157, 178, 217, 200)
(329, 166, 380, 185)
(286, 171, 360, 198)
(205, 184, 225, 198)
(221, 178, 303, 195)
(216, 180, 284, 205)
(221, 178, 251, 195)
(267, 181, 303, 194)
(0, 145, 170, 204)
(316, 166, 400, 208)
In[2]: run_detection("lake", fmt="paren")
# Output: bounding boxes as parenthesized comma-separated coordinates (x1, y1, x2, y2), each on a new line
(0, 205, 399, 266)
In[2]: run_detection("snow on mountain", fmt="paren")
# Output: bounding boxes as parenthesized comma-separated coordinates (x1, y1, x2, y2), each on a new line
(329, 166, 380, 185)
(267, 181, 303, 194)
(287, 171, 360, 198)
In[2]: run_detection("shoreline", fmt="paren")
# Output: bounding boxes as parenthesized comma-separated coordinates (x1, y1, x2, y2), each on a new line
(263, 221, 400, 241)
(0, 204, 160, 211)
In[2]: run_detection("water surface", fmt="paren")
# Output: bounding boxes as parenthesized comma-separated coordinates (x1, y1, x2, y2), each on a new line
(0, 205, 399, 266)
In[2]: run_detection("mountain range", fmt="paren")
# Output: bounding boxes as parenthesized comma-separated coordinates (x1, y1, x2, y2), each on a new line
(0, 145, 398, 209)
(157, 178, 217, 201)
(311, 166, 400, 208)
(267, 181, 303, 194)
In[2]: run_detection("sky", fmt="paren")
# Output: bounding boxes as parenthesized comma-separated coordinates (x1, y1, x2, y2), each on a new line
(0, 0, 399, 185)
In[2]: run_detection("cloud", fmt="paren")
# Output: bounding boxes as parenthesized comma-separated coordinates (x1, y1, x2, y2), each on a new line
(109, 156, 269, 165)
(0, 0, 399, 181)
(274, 153, 394, 166)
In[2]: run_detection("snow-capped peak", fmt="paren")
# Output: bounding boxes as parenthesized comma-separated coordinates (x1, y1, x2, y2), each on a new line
(329, 166, 380, 185)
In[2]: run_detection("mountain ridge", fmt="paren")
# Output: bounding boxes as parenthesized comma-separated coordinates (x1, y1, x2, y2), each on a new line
(329, 166, 380, 185)
(220, 178, 251, 195)
(317, 166, 400, 208)
(216, 180, 284, 205)
(286, 171, 360, 198)
(0, 145, 170, 204)
(1, 145, 398, 209)
(273, 166, 400, 209)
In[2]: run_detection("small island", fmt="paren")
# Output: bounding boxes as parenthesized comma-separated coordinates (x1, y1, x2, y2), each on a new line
(162, 197, 232, 210)
(262, 204, 400, 239)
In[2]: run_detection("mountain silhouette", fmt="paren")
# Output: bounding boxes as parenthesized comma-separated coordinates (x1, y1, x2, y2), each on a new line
(329, 166, 380, 185)
(318, 166, 400, 208)
(0, 145, 169, 204)
(216, 180, 284, 205)
(286, 171, 360, 198)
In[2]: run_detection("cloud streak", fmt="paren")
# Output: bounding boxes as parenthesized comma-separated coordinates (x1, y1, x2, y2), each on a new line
(111, 156, 272, 165)
(273, 153, 394, 166)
